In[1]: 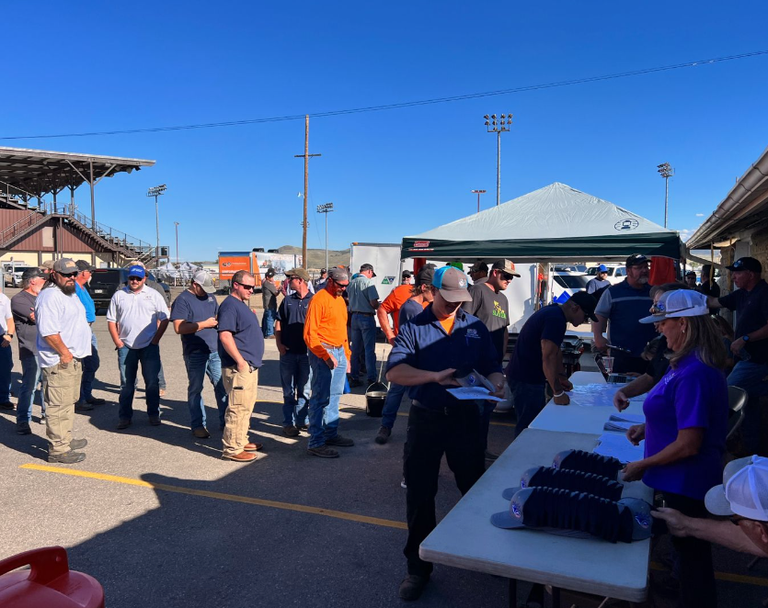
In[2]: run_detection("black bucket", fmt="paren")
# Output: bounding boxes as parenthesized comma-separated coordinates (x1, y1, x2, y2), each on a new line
(365, 381, 388, 417)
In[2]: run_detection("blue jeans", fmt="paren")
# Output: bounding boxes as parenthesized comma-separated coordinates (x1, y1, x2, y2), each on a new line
(184, 350, 228, 430)
(728, 360, 768, 452)
(280, 351, 311, 427)
(262, 308, 277, 337)
(0, 345, 11, 403)
(118, 343, 162, 420)
(381, 382, 408, 430)
(79, 332, 100, 403)
(308, 347, 348, 448)
(510, 378, 547, 437)
(17, 356, 44, 423)
(350, 313, 377, 381)
(119, 345, 165, 391)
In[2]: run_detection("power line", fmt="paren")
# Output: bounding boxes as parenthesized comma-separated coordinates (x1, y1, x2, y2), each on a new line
(2, 49, 767, 141)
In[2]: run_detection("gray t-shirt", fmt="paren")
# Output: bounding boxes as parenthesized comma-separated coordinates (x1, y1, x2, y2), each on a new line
(586, 277, 611, 295)
(462, 282, 510, 362)
(11, 290, 38, 359)
(262, 280, 278, 311)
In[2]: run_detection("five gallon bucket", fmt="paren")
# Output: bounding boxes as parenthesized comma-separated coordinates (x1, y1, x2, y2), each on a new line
(365, 381, 388, 417)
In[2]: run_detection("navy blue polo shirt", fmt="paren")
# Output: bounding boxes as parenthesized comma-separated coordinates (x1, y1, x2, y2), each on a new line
(506, 304, 567, 385)
(217, 295, 264, 368)
(170, 289, 219, 356)
(276, 290, 313, 354)
(719, 279, 768, 364)
(399, 297, 425, 329)
(594, 279, 656, 357)
(386, 305, 502, 412)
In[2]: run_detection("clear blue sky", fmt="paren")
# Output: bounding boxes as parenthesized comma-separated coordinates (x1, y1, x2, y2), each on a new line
(3, 1, 767, 261)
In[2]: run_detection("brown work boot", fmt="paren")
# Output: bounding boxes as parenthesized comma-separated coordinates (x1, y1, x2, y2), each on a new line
(222, 451, 258, 462)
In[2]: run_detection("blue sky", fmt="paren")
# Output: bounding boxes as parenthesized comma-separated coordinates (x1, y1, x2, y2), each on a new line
(3, 1, 767, 261)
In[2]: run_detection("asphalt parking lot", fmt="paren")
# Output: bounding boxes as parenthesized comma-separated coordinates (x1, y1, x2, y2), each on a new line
(2, 288, 768, 607)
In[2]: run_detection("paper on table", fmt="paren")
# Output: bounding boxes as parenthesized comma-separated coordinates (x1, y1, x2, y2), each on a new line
(568, 383, 624, 407)
(593, 433, 644, 463)
(610, 413, 644, 424)
(447, 387, 505, 402)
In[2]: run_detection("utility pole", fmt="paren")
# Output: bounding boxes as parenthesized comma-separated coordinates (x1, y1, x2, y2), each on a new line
(471, 189, 486, 213)
(484, 114, 513, 206)
(294, 115, 321, 269)
(147, 185, 167, 268)
(317, 202, 334, 270)
(174, 221, 180, 265)
(657, 163, 674, 228)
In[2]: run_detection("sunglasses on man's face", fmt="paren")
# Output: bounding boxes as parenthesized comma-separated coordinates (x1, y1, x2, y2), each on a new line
(59, 271, 79, 278)
(128, 276, 144, 282)
(332, 280, 349, 289)
(236, 282, 256, 291)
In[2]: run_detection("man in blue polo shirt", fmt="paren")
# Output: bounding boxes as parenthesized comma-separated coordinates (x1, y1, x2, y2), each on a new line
(387, 266, 505, 601)
(275, 267, 313, 437)
(592, 254, 656, 374)
(171, 270, 227, 439)
(74, 260, 105, 411)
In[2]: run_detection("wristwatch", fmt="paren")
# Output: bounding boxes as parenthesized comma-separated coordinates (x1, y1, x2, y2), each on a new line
(743, 335, 750, 342)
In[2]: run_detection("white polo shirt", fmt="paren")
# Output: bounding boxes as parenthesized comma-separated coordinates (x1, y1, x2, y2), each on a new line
(35, 285, 92, 368)
(107, 285, 170, 349)
(0, 293, 11, 334)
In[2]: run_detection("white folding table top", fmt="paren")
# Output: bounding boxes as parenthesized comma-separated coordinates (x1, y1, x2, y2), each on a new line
(419, 429, 652, 602)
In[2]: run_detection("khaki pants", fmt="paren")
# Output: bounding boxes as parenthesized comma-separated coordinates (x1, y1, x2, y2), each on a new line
(42, 360, 83, 456)
(221, 365, 259, 457)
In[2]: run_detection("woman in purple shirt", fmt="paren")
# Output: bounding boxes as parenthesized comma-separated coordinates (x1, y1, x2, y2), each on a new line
(623, 289, 728, 608)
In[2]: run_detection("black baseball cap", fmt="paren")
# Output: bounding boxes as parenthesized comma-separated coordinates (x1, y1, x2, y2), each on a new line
(727, 257, 762, 273)
(75, 260, 94, 272)
(625, 254, 649, 268)
(21, 267, 45, 281)
(569, 291, 598, 322)
(359, 263, 376, 277)
(402, 269, 412, 278)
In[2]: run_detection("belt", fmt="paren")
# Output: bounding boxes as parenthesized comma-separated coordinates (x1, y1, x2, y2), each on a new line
(352, 311, 375, 316)
(321, 342, 343, 350)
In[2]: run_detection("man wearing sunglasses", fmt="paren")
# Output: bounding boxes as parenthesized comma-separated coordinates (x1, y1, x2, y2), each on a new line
(107, 265, 170, 430)
(217, 270, 265, 462)
(303, 267, 354, 458)
(35, 258, 92, 463)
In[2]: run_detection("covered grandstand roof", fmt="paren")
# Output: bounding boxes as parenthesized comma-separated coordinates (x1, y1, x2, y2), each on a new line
(0, 146, 155, 199)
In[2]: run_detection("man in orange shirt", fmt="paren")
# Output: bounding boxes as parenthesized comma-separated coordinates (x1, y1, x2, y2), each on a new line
(303, 267, 353, 458)
(378, 279, 415, 346)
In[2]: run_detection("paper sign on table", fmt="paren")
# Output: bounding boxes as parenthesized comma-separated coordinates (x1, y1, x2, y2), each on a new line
(447, 387, 505, 402)
(593, 432, 644, 463)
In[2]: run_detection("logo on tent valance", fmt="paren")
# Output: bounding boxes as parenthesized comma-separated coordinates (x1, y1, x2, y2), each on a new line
(614, 219, 639, 232)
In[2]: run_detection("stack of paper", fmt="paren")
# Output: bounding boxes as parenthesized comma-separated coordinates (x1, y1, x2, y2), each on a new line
(603, 413, 644, 432)
(593, 433, 644, 464)
(568, 384, 622, 407)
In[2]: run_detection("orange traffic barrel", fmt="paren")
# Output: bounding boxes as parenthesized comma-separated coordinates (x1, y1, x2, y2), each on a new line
(0, 546, 104, 607)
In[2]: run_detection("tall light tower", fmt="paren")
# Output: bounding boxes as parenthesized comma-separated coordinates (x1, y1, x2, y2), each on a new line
(484, 113, 513, 206)
(471, 189, 486, 213)
(657, 163, 674, 228)
(174, 221, 180, 265)
(147, 184, 167, 268)
(317, 202, 334, 270)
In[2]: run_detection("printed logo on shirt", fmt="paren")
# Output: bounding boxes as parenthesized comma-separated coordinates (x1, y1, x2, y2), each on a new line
(663, 371, 677, 385)
(466, 328, 481, 340)
(492, 300, 507, 319)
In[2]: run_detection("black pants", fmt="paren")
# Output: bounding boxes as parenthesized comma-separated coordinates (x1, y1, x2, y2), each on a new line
(661, 491, 717, 608)
(403, 403, 485, 576)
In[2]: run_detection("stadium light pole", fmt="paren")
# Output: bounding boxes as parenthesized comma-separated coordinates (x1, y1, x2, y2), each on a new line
(471, 189, 486, 213)
(657, 163, 674, 228)
(484, 114, 513, 206)
(317, 202, 334, 270)
(174, 221, 180, 265)
(147, 184, 167, 268)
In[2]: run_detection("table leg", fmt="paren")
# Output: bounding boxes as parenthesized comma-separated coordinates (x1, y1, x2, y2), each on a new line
(551, 585, 561, 607)
(508, 578, 517, 608)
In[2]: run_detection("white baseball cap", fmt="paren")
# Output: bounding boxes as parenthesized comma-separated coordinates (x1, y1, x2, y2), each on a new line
(192, 270, 216, 294)
(639, 289, 709, 324)
(705, 455, 768, 521)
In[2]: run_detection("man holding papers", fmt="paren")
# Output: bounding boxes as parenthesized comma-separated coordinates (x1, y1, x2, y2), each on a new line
(386, 266, 505, 601)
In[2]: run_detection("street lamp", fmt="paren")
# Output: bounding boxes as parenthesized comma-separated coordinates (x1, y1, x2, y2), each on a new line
(147, 184, 167, 267)
(471, 189, 487, 213)
(484, 113, 513, 206)
(317, 202, 334, 270)
(174, 221, 180, 265)
(657, 163, 674, 228)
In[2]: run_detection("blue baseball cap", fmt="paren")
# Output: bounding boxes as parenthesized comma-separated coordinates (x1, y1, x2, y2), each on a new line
(598, 264, 608, 272)
(127, 265, 146, 279)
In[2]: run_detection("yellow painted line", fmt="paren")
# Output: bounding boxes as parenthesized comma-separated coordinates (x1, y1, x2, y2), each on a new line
(651, 560, 768, 588)
(20, 464, 407, 531)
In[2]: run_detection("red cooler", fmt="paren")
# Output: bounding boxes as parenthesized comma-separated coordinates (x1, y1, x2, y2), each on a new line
(0, 546, 104, 608)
